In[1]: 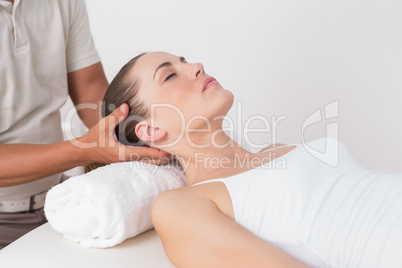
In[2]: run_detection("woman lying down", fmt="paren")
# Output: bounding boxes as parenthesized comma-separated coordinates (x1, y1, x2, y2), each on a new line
(102, 51, 402, 268)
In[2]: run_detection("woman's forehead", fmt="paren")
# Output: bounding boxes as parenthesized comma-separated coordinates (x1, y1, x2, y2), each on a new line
(134, 51, 179, 76)
(131, 52, 180, 100)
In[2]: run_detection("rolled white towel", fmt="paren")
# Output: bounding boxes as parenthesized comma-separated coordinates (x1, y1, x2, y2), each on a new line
(44, 161, 187, 248)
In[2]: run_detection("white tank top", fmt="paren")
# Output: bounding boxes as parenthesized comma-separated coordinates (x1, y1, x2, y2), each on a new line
(195, 137, 402, 268)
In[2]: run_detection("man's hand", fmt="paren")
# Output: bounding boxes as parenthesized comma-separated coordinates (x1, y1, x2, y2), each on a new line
(77, 103, 172, 165)
(0, 103, 172, 187)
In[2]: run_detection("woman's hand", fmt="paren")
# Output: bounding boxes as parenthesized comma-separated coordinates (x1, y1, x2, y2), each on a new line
(76, 103, 171, 165)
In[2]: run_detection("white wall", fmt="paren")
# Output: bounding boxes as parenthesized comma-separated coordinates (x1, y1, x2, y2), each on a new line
(64, 0, 401, 171)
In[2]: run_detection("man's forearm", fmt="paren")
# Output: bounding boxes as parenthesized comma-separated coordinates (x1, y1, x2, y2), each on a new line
(74, 78, 108, 129)
(67, 62, 109, 129)
(0, 103, 171, 187)
(0, 141, 91, 187)
(76, 95, 105, 129)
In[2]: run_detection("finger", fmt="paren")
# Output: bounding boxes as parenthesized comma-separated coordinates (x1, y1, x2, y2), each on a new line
(106, 103, 129, 127)
(138, 158, 160, 165)
(138, 157, 172, 166)
(127, 146, 172, 159)
(122, 148, 173, 165)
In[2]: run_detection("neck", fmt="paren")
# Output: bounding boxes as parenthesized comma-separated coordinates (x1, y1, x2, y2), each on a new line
(169, 130, 251, 185)
(6, 0, 14, 4)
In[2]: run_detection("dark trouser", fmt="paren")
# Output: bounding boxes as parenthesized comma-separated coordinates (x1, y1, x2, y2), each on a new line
(0, 208, 47, 250)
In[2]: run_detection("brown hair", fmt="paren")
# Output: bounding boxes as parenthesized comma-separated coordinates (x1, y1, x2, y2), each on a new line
(102, 52, 149, 147)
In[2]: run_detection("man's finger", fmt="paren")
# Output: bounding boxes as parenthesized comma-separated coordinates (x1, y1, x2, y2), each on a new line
(107, 103, 129, 127)
(130, 146, 172, 158)
(137, 154, 176, 165)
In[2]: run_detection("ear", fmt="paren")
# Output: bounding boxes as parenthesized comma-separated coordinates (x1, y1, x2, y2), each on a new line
(135, 120, 167, 143)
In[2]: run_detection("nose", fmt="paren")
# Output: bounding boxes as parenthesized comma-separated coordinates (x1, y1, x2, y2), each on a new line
(191, 62, 205, 80)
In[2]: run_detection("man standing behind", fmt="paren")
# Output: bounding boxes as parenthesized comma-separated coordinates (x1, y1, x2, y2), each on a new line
(0, 0, 168, 249)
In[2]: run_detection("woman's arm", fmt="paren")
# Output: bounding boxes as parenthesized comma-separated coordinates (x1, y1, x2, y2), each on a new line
(152, 187, 310, 268)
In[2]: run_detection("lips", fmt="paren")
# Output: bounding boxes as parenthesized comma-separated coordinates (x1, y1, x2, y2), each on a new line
(202, 77, 218, 92)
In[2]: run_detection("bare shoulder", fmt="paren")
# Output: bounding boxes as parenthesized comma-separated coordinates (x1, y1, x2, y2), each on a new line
(152, 187, 191, 209)
(155, 181, 227, 199)
(152, 182, 235, 220)
(259, 143, 287, 152)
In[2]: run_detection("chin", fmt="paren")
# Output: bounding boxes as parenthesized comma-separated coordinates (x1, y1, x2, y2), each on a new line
(226, 89, 235, 106)
(207, 89, 234, 119)
(220, 88, 235, 112)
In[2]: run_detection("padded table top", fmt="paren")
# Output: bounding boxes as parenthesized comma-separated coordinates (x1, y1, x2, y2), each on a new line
(0, 223, 174, 268)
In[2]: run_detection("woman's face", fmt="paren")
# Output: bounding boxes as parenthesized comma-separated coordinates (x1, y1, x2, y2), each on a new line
(132, 52, 234, 139)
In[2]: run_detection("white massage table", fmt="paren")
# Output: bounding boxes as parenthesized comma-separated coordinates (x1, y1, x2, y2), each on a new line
(0, 223, 174, 268)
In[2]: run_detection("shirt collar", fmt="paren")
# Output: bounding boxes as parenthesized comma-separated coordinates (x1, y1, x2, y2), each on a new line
(0, 0, 21, 14)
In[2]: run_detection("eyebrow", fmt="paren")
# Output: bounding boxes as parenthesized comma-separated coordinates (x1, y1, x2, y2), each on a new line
(153, 56, 186, 80)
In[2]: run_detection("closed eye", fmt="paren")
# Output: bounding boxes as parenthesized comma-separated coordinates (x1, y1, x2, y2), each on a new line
(164, 73, 176, 82)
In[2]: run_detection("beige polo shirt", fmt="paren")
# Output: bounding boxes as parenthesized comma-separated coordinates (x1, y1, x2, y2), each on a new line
(0, 0, 100, 199)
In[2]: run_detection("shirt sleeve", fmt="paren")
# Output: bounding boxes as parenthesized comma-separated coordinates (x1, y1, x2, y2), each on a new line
(66, 0, 100, 73)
